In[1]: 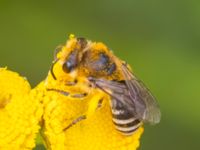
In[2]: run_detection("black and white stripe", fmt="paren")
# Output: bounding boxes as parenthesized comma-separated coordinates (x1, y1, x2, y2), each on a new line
(111, 100, 141, 135)
(112, 117, 141, 135)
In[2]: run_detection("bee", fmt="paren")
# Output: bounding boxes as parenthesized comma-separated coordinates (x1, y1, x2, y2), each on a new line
(49, 35, 161, 135)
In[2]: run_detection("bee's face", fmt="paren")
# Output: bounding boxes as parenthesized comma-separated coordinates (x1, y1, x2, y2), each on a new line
(54, 36, 123, 81)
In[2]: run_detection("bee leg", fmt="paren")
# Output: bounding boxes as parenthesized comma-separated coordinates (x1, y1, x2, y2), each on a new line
(86, 94, 104, 118)
(63, 115, 87, 131)
(97, 98, 103, 109)
(63, 94, 104, 131)
(46, 88, 69, 96)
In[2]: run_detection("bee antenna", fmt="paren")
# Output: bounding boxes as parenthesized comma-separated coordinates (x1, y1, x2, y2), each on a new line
(50, 59, 59, 80)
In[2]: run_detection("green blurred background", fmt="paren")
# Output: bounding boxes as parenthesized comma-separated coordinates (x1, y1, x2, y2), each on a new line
(0, 0, 200, 150)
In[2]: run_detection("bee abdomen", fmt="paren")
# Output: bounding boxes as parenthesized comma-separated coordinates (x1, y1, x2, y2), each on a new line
(112, 109, 141, 135)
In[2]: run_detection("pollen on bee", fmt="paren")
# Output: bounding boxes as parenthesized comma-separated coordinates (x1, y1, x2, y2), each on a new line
(69, 34, 75, 39)
(69, 70, 78, 78)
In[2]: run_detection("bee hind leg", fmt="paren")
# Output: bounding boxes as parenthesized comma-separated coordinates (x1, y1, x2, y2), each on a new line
(63, 115, 87, 131)
(63, 94, 105, 131)
(86, 94, 104, 118)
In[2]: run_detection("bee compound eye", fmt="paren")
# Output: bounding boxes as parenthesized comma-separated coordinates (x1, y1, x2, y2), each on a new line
(62, 50, 78, 73)
(107, 63, 116, 75)
(93, 53, 116, 75)
(63, 61, 73, 73)
(91, 53, 109, 71)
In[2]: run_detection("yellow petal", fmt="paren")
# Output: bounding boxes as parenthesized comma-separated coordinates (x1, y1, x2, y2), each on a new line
(0, 68, 43, 150)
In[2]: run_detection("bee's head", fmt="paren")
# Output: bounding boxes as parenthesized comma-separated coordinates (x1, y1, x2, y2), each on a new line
(51, 35, 122, 81)
(61, 37, 88, 73)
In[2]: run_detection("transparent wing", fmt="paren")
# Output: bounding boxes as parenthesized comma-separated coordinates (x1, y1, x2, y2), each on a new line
(88, 64, 161, 125)
(88, 77, 137, 112)
(121, 64, 161, 124)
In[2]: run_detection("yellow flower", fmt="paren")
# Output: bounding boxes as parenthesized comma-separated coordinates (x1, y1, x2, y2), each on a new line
(0, 35, 149, 150)
(0, 66, 143, 150)
(37, 79, 143, 150)
(0, 68, 43, 150)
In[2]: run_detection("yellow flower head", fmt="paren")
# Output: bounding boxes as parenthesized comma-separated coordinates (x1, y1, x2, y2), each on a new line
(0, 35, 160, 150)
(0, 68, 42, 150)
(39, 85, 144, 150)
(40, 35, 146, 150)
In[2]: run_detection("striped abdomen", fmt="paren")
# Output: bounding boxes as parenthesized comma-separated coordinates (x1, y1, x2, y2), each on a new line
(111, 99, 142, 135)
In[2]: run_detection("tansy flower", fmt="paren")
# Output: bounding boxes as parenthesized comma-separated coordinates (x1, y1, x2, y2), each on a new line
(0, 68, 43, 150)
(0, 64, 144, 150)
(0, 35, 159, 150)
(37, 78, 144, 150)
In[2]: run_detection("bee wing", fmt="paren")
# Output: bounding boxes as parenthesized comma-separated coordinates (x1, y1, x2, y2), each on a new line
(88, 64, 161, 124)
(121, 64, 161, 124)
(88, 77, 136, 111)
